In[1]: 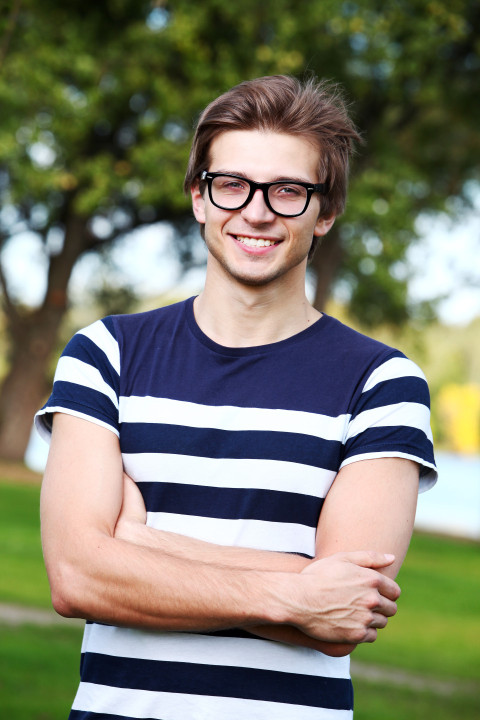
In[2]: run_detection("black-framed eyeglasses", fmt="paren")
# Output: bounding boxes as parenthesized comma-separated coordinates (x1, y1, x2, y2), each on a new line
(200, 171, 327, 218)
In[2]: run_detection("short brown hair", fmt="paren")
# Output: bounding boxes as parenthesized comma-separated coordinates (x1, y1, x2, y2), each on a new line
(184, 74, 361, 222)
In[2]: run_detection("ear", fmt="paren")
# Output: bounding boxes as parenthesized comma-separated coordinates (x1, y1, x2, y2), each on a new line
(191, 182, 206, 224)
(314, 214, 336, 238)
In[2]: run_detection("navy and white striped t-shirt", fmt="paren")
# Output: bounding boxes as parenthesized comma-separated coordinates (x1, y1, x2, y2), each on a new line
(36, 296, 437, 720)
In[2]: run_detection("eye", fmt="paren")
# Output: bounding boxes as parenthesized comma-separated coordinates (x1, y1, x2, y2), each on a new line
(273, 183, 306, 198)
(214, 177, 249, 193)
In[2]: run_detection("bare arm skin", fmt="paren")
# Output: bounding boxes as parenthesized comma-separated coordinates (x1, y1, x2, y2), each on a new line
(114, 474, 311, 573)
(248, 457, 419, 654)
(116, 445, 417, 657)
(41, 413, 401, 643)
(115, 471, 403, 653)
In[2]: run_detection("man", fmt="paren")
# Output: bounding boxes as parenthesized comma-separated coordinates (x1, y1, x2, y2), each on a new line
(37, 75, 436, 719)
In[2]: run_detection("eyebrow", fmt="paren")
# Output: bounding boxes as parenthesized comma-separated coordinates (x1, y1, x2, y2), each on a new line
(212, 170, 315, 184)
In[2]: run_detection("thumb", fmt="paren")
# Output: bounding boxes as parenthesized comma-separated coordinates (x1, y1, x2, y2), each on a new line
(342, 550, 395, 569)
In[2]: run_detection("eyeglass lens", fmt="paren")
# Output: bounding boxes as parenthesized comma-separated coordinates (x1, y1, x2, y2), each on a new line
(210, 176, 308, 216)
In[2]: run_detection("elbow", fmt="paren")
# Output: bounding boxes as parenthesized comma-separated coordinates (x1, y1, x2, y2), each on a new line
(43, 529, 114, 620)
(51, 590, 76, 619)
(47, 559, 89, 619)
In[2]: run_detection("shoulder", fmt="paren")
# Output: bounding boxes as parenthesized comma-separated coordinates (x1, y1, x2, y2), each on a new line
(67, 298, 192, 357)
(317, 315, 431, 406)
(317, 314, 411, 385)
(105, 297, 191, 342)
(105, 298, 187, 331)
(320, 314, 397, 360)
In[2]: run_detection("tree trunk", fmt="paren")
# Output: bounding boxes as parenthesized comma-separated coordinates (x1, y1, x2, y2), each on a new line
(0, 319, 55, 460)
(0, 213, 90, 462)
(310, 224, 344, 311)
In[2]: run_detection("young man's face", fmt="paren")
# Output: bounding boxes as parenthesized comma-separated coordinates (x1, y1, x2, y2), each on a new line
(191, 130, 335, 291)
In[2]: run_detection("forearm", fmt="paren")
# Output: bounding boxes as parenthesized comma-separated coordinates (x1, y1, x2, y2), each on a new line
(47, 526, 292, 631)
(115, 519, 342, 650)
(46, 519, 398, 648)
(43, 416, 401, 646)
(115, 519, 310, 573)
(41, 416, 290, 632)
(114, 521, 355, 653)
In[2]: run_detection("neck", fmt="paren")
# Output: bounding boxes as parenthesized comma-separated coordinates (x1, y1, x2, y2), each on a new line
(193, 261, 321, 348)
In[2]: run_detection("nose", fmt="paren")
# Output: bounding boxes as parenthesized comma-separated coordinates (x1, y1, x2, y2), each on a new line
(240, 188, 276, 224)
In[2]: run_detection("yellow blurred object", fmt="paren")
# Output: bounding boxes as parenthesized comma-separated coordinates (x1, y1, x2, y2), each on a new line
(437, 383, 480, 454)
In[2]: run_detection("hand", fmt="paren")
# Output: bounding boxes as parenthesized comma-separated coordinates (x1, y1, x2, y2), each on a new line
(114, 473, 147, 540)
(290, 550, 400, 646)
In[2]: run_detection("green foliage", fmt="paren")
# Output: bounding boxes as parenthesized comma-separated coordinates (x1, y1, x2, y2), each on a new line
(0, 0, 478, 321)
(0, 0, 479, 460)
(326, 303, 480, 450)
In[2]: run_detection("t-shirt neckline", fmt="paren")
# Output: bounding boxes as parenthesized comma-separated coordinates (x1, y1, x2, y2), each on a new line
(184, 296, 329, 357)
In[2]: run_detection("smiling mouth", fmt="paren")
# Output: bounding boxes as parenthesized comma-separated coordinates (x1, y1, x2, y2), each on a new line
(235, 235, 281, 248)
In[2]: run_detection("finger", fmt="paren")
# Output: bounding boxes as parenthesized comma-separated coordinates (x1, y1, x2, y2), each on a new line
(376, 573, 401, 602)
(361, 627, 378, 644)
(368, 612, 389, 630)
(373, 594, 398, 618)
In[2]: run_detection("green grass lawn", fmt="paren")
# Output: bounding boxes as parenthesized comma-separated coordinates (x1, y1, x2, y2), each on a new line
(353, 679, 480, 720)
(0, 623, 83, 720)
(1, 477, 479, 719)
(0, 481, 51, 608)
(353, 532, 480, 681)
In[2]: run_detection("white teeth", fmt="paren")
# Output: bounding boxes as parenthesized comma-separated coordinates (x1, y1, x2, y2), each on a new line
(236, 236, 278, 247)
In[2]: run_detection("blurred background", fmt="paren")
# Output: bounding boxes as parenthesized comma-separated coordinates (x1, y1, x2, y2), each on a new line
(0, 1, 478, 718)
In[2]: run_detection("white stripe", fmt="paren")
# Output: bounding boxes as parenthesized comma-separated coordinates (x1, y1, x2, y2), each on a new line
(34, 411, 53, 444)
(363, 357, 426, 392)
(73, 683, 353, 720)
(35, 407, 119, 438)
(147, 512, 316, 556)
(340, 451, 437, 492)
(123, 454, 336, 498)
(119, 396, 349, 441)
(346, 402, 433, 442)
(81, 624, 351, 678)
(78, 319, 120, 375)
(54, 356, 119, 409)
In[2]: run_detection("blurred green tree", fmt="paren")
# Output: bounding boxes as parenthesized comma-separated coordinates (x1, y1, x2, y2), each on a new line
(0, 0, 478, 460)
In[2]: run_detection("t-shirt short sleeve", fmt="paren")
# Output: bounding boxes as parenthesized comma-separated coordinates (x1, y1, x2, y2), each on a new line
(341, 354, 437, 492)
(35, 316, 121, 443)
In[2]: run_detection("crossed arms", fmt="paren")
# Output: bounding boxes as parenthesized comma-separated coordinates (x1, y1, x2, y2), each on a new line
(40, 412, 419, 655)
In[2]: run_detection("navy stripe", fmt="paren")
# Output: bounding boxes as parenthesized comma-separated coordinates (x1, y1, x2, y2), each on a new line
(203, 628, 269, 640)
(344, 426, 435, 465)
(120, 423, 342, 471)
(62, 333, 120, 392)
(48, 384, 119, 431)
(80, 652, 353, 710)
(358, 377, 430, 412)
(101, 315, 116, 335)
(139, 481, 323, 526)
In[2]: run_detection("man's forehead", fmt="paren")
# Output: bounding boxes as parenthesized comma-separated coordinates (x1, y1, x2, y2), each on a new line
(207, 129, 321, 182)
